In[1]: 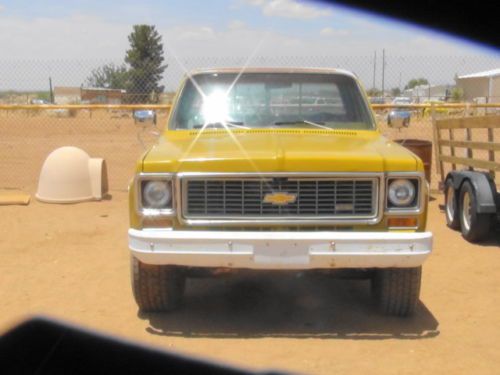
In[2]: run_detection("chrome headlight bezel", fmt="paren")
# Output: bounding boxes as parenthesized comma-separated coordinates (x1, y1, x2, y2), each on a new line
(385, 173, 424, 214)
(135, 173, 175, 217)
(388, 179, 416, 207)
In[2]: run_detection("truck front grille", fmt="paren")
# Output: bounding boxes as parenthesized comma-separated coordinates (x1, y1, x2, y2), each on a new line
(182, 176, 378, 221)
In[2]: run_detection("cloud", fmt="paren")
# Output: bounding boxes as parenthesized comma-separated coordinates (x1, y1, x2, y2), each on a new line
(174, 26, 216, 41)
(320, 27, 349, 37)
(245, 0, 332, 19)
(0, 13, 130, 60)
(0, 4, 4, 12)
(228, 20, 246, 30)
(411, 36, 446, 48)
(0, 8, 495, 91)
(245, 0, 266, 5)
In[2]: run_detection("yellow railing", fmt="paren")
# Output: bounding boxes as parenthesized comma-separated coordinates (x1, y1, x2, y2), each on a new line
(371, 103, 500, 110)
(0, 104, 172, 110)
(0, 103, 499, 111)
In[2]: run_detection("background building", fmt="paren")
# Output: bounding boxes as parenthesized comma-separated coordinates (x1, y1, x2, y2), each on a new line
(53, 86, 81, 104)
(53, 87, 127, 104)
(456, 68, 500, 102)
(81, 87, 126, 104)
(403, 84, 452, 102)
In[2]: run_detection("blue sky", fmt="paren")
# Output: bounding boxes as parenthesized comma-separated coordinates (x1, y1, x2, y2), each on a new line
(2, 0, 494, 56)
(2, 0, 338, 28)
(1, 0, 494, 49)
(0, 0, 498, 90)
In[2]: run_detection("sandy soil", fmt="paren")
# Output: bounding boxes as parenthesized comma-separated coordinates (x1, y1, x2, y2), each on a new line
(1, 193, 499, 375)
(0, 111, 166, 191)
(1, 110, 499, 373)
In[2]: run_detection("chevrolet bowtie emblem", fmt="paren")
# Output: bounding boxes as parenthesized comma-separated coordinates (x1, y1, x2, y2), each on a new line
(263, 192, 297, 206)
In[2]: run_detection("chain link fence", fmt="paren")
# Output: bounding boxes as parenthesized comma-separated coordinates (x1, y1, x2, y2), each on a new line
(1, 56, 499, 193)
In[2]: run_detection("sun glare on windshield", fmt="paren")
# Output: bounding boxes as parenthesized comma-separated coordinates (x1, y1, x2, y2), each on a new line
(202, 90, 230, 125)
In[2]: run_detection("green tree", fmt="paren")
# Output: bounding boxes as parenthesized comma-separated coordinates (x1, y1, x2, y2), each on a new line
(125, 25, 167, 103)
(35, 91, 52, 102)
(391, 87, 401, 97)
(366, 88, 382, 97)
(85, 63, 129, 89)
(404, 78, 429, 90)
(450, 87, 464, 102)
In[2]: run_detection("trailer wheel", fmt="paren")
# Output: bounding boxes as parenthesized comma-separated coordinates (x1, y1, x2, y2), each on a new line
(459, 181, 492, 242)
(444, 178, 460, 230)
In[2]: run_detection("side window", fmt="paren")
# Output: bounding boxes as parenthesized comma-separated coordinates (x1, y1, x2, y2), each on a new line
(175, 81, 203, 129)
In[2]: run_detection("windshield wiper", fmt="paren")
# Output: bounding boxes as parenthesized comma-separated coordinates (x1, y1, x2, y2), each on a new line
(193, 121, 249, 129)
(273, 120, 332, 130)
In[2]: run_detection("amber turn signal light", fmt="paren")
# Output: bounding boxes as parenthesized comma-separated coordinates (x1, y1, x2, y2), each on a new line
(388, 217, 418, 228)
(142, 218, 173, 228)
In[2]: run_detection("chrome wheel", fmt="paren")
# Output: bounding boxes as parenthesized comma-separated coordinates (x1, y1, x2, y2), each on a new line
(458, 180, 492, 242)
(461, 191, 472, 233)
(445, 185, 456, 224)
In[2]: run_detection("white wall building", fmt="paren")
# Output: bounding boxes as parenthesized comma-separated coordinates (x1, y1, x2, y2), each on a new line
(403, 84, 451, 102)
(456, 68, 500, 102)
(53, 86, 81, 104)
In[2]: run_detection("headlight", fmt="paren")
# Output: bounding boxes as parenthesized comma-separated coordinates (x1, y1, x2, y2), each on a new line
(388, 179, 416, 207)
(142, 180, 172, 209)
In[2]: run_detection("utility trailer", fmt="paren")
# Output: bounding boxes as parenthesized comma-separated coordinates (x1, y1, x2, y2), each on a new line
(433, 115, 500, 242)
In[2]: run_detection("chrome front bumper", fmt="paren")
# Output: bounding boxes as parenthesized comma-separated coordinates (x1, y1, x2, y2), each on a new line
(129, 229, 432, 270)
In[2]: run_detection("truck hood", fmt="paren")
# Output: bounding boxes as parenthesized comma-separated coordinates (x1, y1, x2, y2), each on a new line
(142, 129, 420, 173)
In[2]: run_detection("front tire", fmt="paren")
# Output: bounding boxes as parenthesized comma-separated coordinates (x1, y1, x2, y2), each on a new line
(372, 267, 421, 316)
(131, 256, 186, 312)
(459, 181, 492, 242)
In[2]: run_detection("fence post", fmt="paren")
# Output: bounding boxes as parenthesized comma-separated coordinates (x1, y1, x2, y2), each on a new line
(465, 123, 473, 171)
(488, 126, 496, 180)
(449, 127, 456, 171)
(431, 103, 444, 190)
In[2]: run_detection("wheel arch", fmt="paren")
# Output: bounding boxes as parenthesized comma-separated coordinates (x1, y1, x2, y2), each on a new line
(446, 171, 497, 213)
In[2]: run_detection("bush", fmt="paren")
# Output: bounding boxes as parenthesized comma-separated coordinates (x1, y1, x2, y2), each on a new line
(450, 88, 464, 102)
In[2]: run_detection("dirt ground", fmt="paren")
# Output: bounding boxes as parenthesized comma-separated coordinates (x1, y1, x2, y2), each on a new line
(1, 192, 499, 375)
(1, 109, 499, 373)
(0, 110, 168, 191)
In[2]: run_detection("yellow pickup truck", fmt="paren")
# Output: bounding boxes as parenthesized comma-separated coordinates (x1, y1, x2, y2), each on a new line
(128, 68, 432, 317)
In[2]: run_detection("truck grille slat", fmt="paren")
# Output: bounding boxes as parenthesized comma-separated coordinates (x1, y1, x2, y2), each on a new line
(185, 177, 377, 219)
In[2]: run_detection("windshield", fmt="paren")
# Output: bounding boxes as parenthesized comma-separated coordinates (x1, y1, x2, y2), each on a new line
(172, 73, 374, 130)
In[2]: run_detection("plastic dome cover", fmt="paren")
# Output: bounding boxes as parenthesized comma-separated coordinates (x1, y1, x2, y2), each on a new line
(36, 147, 108, 203)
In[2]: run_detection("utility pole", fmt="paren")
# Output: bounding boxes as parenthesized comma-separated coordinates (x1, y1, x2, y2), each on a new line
(49, 77, 54, 104)
(381, 49, 386, 97)
(372, 51, 377, 90)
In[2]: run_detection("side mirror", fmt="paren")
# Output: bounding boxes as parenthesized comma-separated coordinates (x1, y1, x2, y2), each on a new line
(389, 116, 405, 129)
(133, 110, 157, 127)
(134, 110, 160, 149)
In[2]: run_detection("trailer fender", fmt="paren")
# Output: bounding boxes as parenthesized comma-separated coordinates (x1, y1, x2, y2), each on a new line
(446, 171, 497, 213)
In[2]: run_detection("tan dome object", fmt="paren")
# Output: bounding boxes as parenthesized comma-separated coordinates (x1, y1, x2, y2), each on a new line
(36, 147, 108, 203)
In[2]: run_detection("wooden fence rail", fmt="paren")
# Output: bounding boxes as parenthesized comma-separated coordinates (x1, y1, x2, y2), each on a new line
(433, 114, 500, 188)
